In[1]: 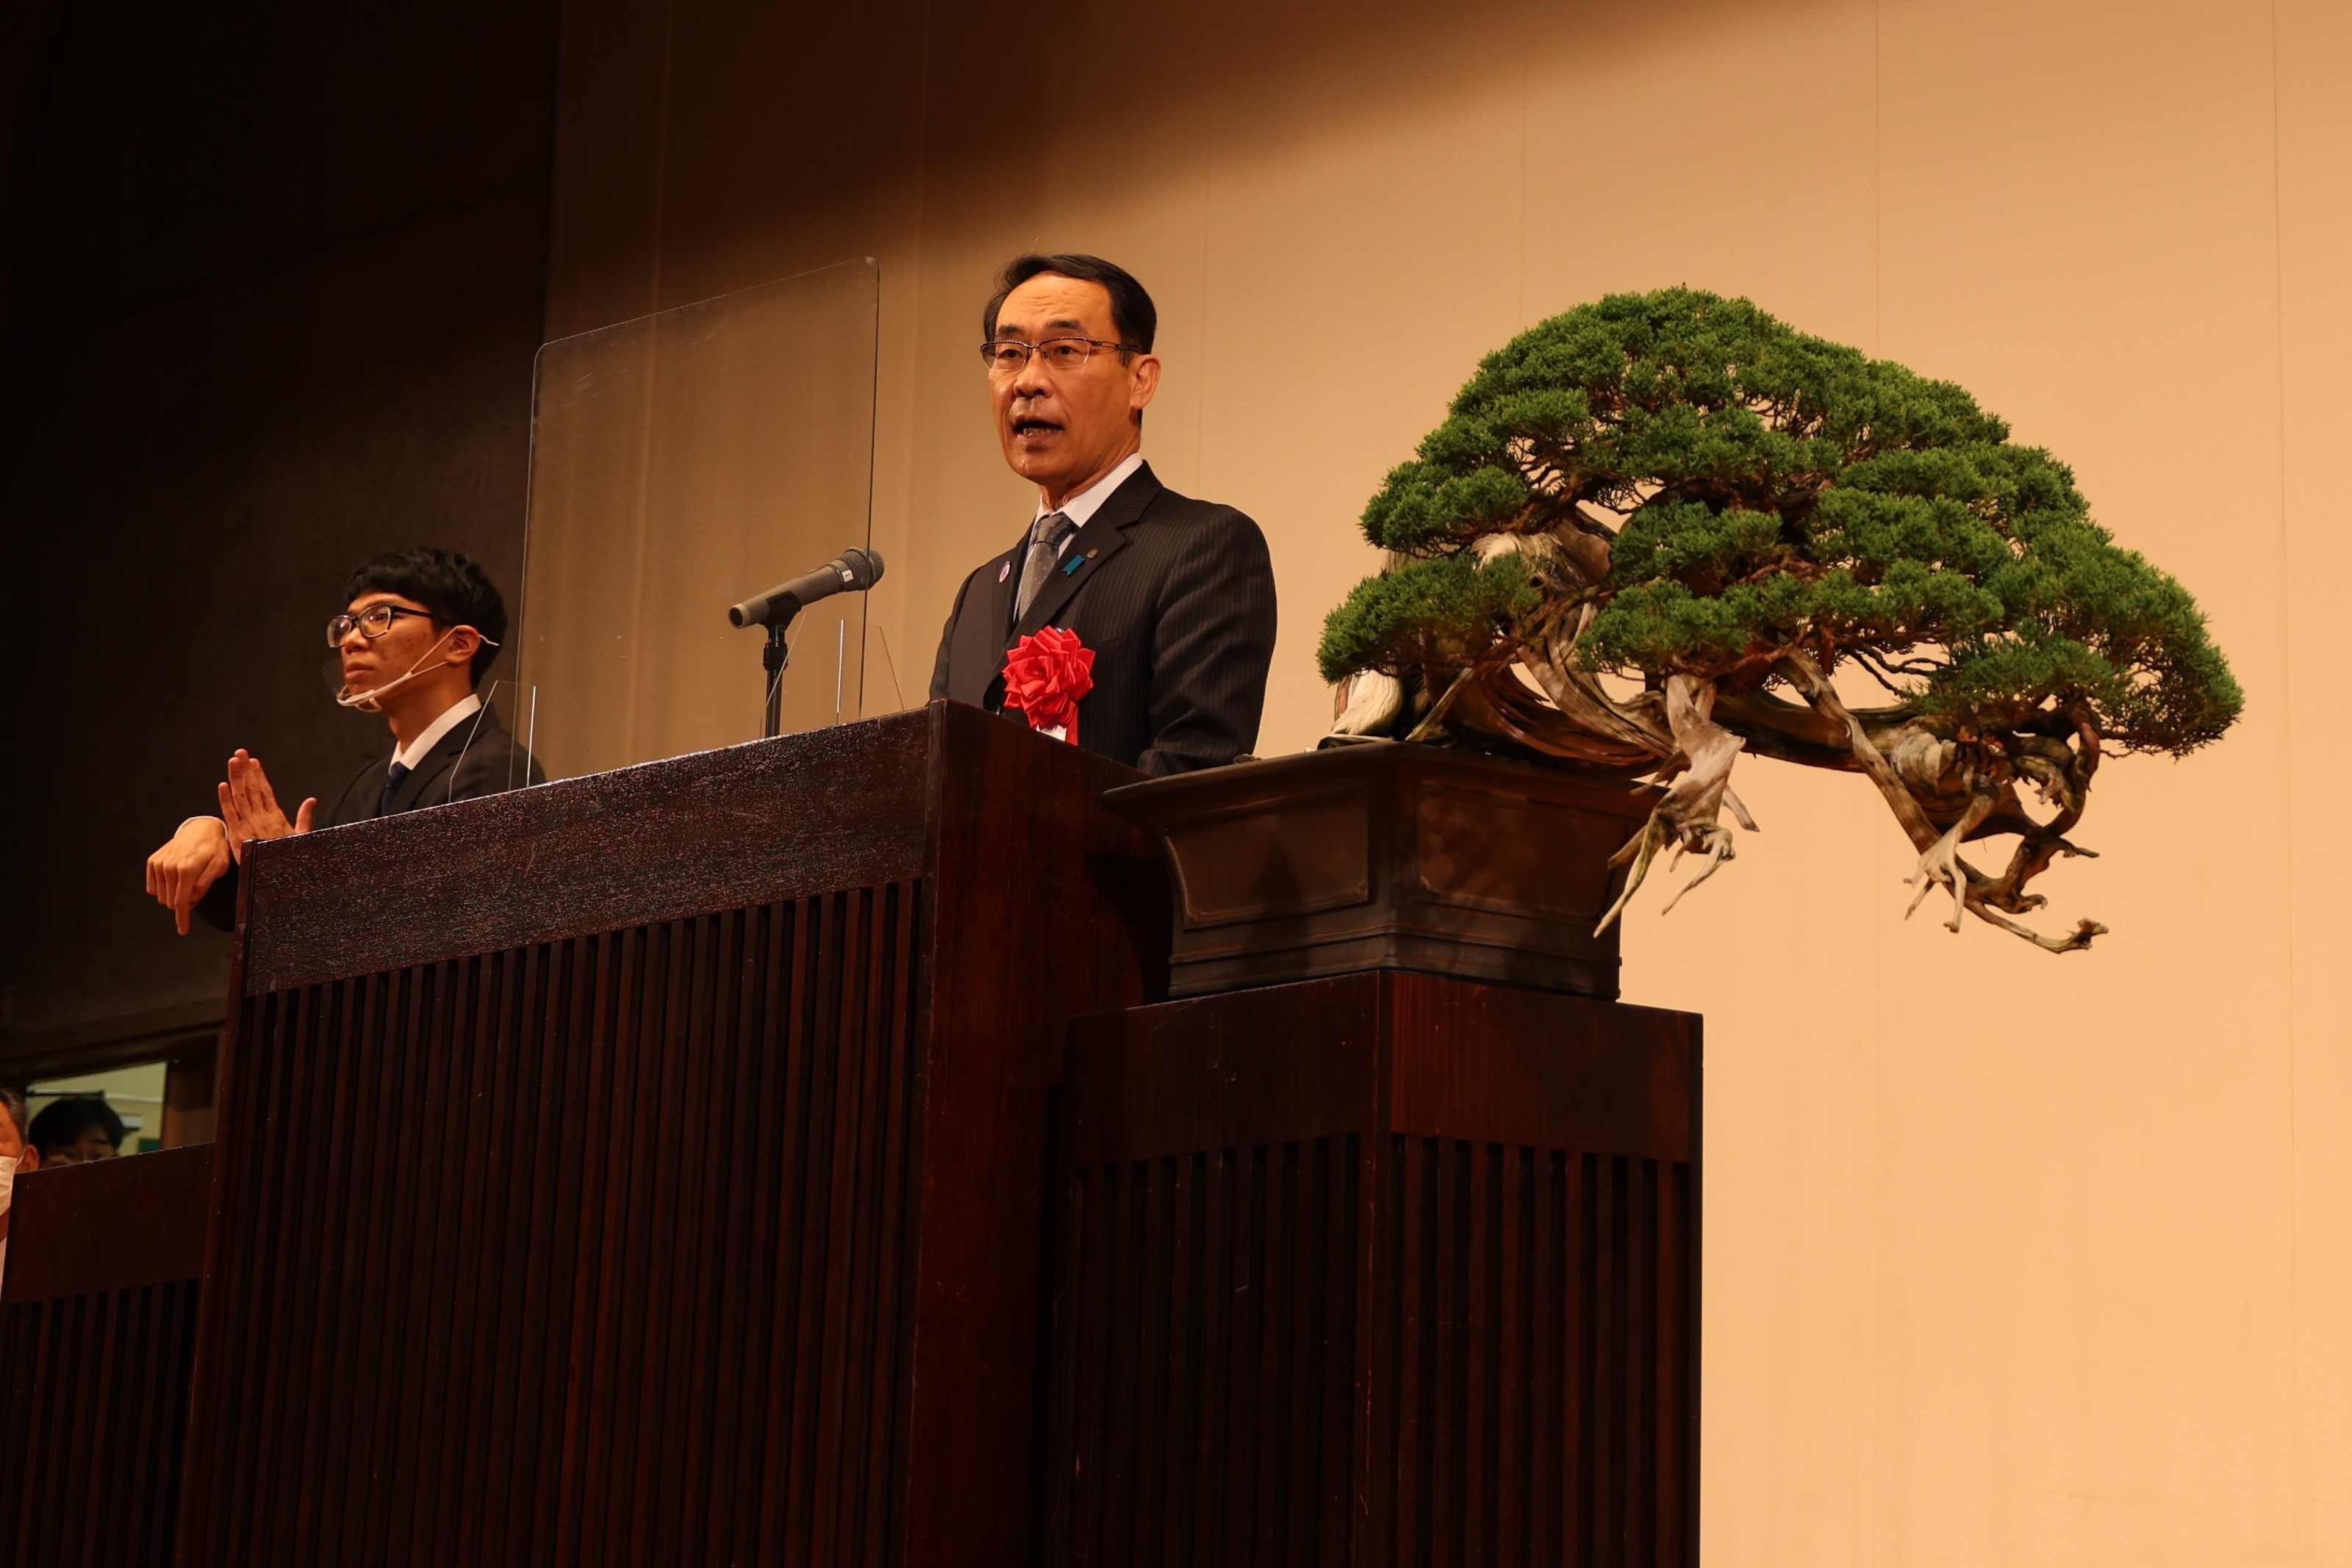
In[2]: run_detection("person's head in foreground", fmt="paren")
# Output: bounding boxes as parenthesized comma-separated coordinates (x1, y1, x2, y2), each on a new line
(982, 253, 1161, 506)
(29, 1097, 126, 1166)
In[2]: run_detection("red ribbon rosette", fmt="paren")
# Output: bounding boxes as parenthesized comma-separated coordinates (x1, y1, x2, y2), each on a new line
(1001, 626, 1095, 744)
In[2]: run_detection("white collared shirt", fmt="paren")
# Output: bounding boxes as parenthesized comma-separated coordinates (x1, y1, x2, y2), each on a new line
(1035, 450, 1144, 552)
(392, 691, 484, 772)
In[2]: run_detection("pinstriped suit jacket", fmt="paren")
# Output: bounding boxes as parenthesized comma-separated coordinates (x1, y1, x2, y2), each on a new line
(928, 462, 1277, 776)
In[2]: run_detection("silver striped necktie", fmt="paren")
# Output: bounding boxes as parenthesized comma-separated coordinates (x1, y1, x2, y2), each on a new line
(1014, 511, 1078, 625)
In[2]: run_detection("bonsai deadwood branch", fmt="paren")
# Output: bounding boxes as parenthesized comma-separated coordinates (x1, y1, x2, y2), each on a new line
(1780, 650, 2107, 952)
(1517, 646, 1674, 760)
(1594, 675, 1751, 935)
(1401, 672, 1466, 746)
(1402, 660, 1488, 746)
(1776, 650, 1942, 850)
(1906, 788, 1996, 932)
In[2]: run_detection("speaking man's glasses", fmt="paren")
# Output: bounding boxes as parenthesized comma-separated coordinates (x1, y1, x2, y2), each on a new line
(326, 604, 440, 647)
(980, 336, 1138, 376)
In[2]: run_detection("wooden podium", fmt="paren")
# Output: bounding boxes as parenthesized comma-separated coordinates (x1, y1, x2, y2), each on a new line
(173, 702, 1165, 1568)
(0, 702, 1701, 1565)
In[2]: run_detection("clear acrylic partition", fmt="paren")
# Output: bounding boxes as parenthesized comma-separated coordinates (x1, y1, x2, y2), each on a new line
(514, 258, 879, 780)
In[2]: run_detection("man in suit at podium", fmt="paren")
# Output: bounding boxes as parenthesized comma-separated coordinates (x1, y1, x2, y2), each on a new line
(928, 253, 1277, 776)
(143, 547, 544, 932)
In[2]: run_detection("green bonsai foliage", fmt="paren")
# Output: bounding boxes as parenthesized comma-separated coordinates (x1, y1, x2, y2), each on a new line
(1319, 288, 2241, 952)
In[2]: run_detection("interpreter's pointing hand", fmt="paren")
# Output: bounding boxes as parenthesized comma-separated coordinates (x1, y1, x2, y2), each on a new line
(144, 816, 232, 935)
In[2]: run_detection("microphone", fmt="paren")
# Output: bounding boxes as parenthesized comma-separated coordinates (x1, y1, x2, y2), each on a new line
(728, 546, 886, 630)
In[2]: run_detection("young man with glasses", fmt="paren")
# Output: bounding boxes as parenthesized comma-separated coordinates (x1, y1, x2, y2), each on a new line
(143, 547, 545, 934)
(928, 253, 1277, 776)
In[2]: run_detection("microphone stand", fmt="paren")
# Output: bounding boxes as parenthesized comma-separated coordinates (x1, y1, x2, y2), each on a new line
(761, 616, 793, 739)
(733, 547, 883, 738)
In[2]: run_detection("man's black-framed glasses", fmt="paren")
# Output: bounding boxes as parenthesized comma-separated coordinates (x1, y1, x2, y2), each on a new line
(326, 603, 439, 647)
(980, 336, 1136, 376)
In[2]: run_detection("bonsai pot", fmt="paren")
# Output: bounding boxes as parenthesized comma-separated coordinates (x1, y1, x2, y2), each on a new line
(1104, 742, 1658, 999)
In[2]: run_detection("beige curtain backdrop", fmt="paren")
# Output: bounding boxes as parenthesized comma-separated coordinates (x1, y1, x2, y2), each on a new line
(542, 0, 2351, 1559)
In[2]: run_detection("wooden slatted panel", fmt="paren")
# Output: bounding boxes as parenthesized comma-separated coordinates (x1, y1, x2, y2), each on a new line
(178, 881, 926, 1568)
(0, 1279, 201, 1568)
(1050, 1137, 1360, 1567)
(1377, 1143, 1692, 1568)
(1051, 1136, 1693, 1568)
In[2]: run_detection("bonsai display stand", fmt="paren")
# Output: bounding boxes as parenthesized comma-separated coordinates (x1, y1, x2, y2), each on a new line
(1045, 968, 1700, 1567)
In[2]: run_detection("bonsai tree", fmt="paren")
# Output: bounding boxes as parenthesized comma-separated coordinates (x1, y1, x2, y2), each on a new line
(1317, 289, 2241, 952)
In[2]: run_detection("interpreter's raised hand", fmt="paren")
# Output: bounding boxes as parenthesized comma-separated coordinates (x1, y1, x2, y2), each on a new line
(216, 750, 318, 866)
(145, 816, 232, 935)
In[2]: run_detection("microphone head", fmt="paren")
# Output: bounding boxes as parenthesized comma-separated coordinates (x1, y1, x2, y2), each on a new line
(728, 544, 883, 630)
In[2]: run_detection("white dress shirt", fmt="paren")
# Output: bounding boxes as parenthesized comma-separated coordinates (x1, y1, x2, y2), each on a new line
(1036, 450, 1144, 553)
(392, 691, 484, 772)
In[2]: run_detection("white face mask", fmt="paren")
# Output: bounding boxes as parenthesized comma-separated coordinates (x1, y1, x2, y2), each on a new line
(0, 1152, 16, 1212)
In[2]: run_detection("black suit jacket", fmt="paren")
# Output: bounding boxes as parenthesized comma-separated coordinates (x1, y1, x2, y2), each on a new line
(196, 700, 545, 930)
(927, 462, 1277, 776)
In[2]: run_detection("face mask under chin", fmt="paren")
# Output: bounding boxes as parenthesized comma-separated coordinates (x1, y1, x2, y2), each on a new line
(328, 625, 462, 713)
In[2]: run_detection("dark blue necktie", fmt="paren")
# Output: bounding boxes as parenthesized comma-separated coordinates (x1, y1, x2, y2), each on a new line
(378, 761, 410, 818)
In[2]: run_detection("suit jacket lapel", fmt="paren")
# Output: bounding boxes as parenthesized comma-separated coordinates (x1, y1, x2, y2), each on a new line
(388, 702, 499, 814)
(1011, 462, 1160, 642)
(332, 760, 391, 826)
(984, 531, 1024, 641)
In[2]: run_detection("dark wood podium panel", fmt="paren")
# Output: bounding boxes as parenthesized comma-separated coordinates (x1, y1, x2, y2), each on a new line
(1047, 971, 1700, 1567)
(176, 703, 1166, 1568)
(0, 1144, 215, 1568)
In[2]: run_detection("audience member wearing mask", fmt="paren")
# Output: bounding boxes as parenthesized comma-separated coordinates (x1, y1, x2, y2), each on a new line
(0, 1084, 40, 1290)
(29, 1098, 126, 1166)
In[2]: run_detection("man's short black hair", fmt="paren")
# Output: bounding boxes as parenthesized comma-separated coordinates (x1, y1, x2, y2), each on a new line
(0, 1084, 26, 1147)
(341, 547, 509, 688)
(983, 254, 1158, 355)
(28, 1096, 126, 1157)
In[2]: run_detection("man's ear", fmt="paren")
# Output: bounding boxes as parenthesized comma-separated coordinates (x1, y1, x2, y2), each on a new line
(19, 1146, 40, 1172)
(443, 627, 483, 668)
(1127, 353, 1161, 417)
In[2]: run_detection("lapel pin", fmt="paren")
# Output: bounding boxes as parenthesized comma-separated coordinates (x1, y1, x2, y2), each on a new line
(998, 560, 1012, 583)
